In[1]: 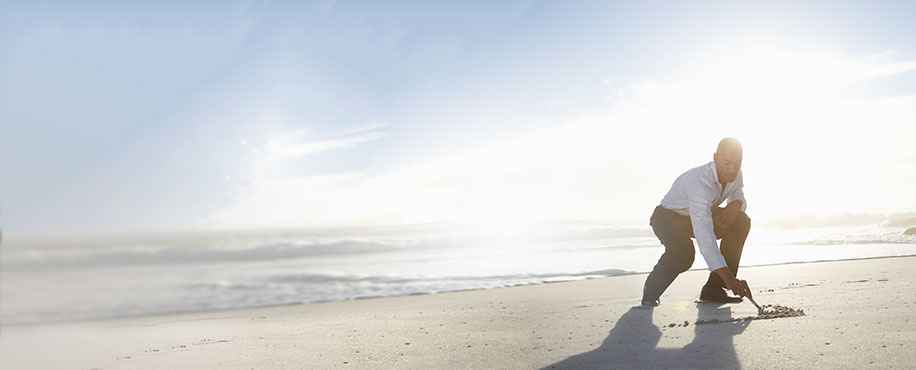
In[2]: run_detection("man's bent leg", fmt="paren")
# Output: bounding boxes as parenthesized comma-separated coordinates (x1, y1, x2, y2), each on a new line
(704, 211, 751, 291)
(642, 207, 696, 305)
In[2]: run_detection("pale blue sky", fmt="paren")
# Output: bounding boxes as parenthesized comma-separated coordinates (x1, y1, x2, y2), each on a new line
(2, 1, 916, 235)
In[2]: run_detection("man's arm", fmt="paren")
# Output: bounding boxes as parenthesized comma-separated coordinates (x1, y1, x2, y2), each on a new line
(688, 184, 728, 271)
(721, 173, 751, 297)
(690, 180, 752, 298)
(728, 172, 747, 212)
(717, 173, 747, 229)
(715, 200, 743, 229)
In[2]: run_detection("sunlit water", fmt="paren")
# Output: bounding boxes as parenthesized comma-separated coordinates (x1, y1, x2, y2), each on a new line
(2, 223, 915, 325)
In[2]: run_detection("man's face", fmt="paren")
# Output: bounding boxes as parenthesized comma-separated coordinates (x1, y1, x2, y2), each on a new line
(714, 149, 742, 184)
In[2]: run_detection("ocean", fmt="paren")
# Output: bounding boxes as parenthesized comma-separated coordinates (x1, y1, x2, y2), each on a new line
(2, 221, 915, 326)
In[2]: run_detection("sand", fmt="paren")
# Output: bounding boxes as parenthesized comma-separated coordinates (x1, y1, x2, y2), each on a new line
(2, 256, 915, 370)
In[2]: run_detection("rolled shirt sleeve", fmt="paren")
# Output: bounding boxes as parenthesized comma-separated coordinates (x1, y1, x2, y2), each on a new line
(687, 178, 728, 271)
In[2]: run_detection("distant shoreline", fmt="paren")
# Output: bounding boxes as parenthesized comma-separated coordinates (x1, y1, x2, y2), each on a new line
(5, 252, 915, 328)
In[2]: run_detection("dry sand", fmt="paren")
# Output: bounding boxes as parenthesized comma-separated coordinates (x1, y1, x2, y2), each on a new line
(2, 256, 915, 370)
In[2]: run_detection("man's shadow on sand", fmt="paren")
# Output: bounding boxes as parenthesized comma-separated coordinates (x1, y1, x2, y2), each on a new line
(541, 304, 750, 370)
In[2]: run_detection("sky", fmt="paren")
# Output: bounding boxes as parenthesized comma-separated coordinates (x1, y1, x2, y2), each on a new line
(2, 0, 916, 236)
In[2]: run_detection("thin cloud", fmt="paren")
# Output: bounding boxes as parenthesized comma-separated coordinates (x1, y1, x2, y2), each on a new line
(853, 60, 916, 81)
(264, 125, 387, 161)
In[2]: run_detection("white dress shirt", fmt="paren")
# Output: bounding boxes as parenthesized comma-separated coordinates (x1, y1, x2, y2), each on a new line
(659, 161, 747, 271)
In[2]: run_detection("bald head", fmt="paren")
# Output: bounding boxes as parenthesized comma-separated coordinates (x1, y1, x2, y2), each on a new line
(716, 137, 743, 157)
(714, 138, 743, 185)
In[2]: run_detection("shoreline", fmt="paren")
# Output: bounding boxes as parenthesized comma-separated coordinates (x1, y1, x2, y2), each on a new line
(3, 255, 916, 369)
(4, 252, 916, 328)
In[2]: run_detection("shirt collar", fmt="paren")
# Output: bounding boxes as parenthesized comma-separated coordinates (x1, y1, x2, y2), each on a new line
(707, 161, 722, 189)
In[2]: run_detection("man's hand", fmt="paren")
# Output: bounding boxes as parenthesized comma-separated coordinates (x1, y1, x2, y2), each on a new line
(715, 201, 741, 229)
(724, 276, 752, 299)
(714, 267, 753, 299)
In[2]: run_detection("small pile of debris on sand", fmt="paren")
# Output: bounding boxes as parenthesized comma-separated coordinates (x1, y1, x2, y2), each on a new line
(696, 305, 805, 325)
(757, 304, 805, 318)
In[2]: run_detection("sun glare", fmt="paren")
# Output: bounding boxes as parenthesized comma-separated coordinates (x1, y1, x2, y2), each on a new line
(644, 45, 916, 219)
(210, 44, 916, 230)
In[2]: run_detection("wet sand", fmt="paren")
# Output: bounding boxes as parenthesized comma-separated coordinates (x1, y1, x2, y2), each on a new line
(2, 256, 915, 369)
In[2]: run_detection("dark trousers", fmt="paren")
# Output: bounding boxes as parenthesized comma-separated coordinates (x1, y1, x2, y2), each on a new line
(642, 205, 751, 302)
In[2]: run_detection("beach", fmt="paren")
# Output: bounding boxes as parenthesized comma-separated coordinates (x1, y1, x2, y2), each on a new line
(2, 255, 914, 369)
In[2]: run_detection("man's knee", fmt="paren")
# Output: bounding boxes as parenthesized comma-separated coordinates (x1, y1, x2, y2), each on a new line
(733, 211, 751, 232)
(675, 250, 695, 273)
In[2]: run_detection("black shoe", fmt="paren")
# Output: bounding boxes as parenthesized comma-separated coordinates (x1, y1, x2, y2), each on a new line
(641, 298, 659, 307)
(699, 286, 743, 304)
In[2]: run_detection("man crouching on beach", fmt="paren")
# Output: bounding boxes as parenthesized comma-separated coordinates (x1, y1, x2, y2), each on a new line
(641, 138, 752, 306)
